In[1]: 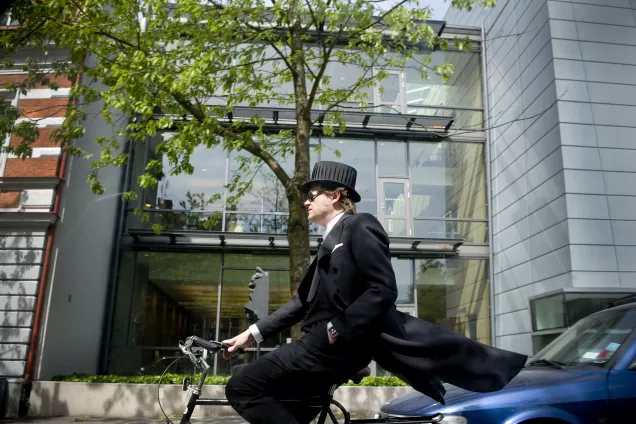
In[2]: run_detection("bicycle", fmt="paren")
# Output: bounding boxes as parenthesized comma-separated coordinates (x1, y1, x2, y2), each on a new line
(157, 335, 444, 424)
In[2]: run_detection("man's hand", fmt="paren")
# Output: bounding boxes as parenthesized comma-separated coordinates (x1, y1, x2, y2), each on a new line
(328, 332, 337, 345)
(221, 329, 255, 360)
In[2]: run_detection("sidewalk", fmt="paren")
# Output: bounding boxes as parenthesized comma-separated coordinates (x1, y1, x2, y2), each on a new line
(1, 417, 248, 423)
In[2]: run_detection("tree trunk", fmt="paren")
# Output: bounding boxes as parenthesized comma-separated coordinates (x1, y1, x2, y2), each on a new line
(287, 16, 311, 340)
(287, 188, 309, 341)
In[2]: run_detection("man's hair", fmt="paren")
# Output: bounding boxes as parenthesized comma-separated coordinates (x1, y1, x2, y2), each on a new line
(323, 187, 357, 214)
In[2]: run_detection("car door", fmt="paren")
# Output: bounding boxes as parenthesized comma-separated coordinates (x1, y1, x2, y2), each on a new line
(607, 329, 636, 422)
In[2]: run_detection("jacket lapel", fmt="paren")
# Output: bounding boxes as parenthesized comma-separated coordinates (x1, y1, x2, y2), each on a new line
(317, 213, 351, 263)
(307, 214, 351, 302)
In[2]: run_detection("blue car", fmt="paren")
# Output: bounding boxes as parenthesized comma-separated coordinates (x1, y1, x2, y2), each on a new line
(378, 301, 636, 424)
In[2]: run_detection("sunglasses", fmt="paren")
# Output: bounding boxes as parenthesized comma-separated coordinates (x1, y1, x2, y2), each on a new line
(306, 190, 324, 203)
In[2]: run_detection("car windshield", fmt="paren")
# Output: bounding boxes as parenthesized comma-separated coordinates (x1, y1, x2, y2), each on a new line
(530, 307, 636, 368)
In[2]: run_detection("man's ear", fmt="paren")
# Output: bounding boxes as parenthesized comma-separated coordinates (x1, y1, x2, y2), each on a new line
(330, 190, 341, 204)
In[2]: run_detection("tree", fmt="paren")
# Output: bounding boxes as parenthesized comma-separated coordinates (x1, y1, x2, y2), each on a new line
(1, 0, 495, 320)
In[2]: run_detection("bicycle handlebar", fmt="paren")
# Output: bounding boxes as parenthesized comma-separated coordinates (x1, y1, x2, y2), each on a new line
(179, 336, 245, 369)
(191, 336, 230, 352)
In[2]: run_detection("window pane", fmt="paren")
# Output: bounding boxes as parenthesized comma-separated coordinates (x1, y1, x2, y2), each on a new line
(410, 141, 486, 219)
(377, 141, 407, 177)
(321, 60, 373, 110)
(405, 51, 482, 110)
(383, 182, 406, 217)
(320, 137, 376, 215)
(392, 258, 413, 305)
(413, 219, 487, 242)
(126, 210, 224, 233)
(224, 253, 289, 269)
(378, 73, 401, 105)
(532, 294, 565, 331)
(416, 258, 490, 345)
(217, 268, 291, 375)
(224, 212, 288, 234)
(107, 252, 222, 374)
(149, 139, 227, 211)
(228, 149, 291, 213)
(384, 219, 406, 237)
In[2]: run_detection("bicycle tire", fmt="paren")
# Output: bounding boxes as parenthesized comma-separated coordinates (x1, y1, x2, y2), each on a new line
(328, 399, 350, 424)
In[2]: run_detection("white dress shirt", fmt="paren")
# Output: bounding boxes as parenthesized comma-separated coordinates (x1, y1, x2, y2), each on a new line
(249, 212, 345, 343)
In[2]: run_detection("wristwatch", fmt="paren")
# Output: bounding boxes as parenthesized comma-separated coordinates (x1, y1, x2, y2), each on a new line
(327, 322, 338, 338)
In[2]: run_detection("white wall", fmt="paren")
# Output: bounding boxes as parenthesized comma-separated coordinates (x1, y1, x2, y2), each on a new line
(35, 73, 125, 381)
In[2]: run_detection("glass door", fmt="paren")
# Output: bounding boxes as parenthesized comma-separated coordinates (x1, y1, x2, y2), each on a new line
(378, 178, 412, 237)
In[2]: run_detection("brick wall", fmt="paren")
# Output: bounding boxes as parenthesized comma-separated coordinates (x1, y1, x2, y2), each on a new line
(19, 98, 68, 119)
(0, 73, 73, 88)
(4, 158, 59, 178)
(11, 128, 60, 149)
(0, 191, 21, 208)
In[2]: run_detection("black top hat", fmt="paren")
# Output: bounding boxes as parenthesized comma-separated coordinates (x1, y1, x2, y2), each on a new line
(301, 161, 361, 203)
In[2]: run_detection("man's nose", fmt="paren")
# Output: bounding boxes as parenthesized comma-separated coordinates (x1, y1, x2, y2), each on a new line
(304, 199, 311, 207)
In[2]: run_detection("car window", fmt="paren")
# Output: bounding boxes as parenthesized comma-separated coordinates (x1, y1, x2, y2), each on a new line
(531, 307, 636, 368)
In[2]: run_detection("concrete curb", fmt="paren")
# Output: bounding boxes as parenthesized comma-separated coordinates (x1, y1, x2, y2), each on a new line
(28, 382, 414, 419)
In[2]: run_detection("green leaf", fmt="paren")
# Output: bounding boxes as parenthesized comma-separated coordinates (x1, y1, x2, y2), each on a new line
(51, 374, 408, 387)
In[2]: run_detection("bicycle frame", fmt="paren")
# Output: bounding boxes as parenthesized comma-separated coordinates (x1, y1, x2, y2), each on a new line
(175, 336, 443, 424)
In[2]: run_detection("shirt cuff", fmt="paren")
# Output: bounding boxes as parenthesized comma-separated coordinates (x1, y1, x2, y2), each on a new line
(249, 324, 264, 343)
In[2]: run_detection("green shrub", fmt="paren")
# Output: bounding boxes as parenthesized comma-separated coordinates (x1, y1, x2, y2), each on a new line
(52, 374, 407, 386)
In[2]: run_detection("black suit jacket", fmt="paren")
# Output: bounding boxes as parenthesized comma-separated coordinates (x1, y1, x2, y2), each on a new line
(255, 213, 527, 404)
(255, 213, 395, 341)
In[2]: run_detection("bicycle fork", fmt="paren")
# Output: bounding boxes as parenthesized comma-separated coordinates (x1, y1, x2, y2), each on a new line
(180, 376, 203, 424)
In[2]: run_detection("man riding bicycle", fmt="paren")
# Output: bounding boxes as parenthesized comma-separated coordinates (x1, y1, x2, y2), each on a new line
(222, 161, 527, 424)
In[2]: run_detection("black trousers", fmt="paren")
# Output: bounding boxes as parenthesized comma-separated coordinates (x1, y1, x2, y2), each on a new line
(225, 323, 373, 424)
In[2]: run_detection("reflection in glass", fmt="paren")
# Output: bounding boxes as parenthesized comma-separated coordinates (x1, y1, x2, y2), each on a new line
(225, 213, 288, 234)
(531, 292, 634, 333)
(218, 266, 291, 373)
(409, 141, 486, 220)
(320, 59, 374, 110)
(416, 258, 490, 344)
(532, 294, 565, 332)
(531, 307, 636, 368)
(155, 143, 227, 211)
(564, 292, 633, 327)
(107, 252, 221, 374)
(378, 73, 401, 105)
(228, 149, 291, 213)
(405, 51, 482, 110)
(392, 258, 413, 304)
(413, 219, 487, 243)
(320, 138, 376, 215)
(384, 219, 407, 237)
(383, 182, 406, 216)
(377, 141, 407, 177)
(224, 253, 289, 269)
(381, 181, 407, 236)
(126, 210, 224, 233)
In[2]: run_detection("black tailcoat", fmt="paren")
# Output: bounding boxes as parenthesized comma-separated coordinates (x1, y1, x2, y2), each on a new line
(255, 213, 527, 404)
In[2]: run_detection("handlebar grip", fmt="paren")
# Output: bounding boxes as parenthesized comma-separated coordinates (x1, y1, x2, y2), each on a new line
(190, 336, 245, 354)
(191, 336, 227, 352)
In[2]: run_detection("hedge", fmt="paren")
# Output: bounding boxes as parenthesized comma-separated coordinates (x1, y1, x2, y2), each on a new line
(52, 374, 408, 387)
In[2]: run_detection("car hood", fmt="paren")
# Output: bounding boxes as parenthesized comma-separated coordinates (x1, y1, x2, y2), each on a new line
(381, 368, 600, 415)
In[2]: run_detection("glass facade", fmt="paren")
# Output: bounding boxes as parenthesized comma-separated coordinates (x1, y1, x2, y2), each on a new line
(126, 137, 487, 242)
(109, 43, 490, 376)
(107, 249, 489, 374)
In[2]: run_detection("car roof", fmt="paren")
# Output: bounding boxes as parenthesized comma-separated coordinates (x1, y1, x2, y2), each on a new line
(595, 299, 636, 315)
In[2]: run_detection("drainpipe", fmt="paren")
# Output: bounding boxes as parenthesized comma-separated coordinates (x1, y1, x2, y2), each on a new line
(20, 146, 69, 415)
(480, 23, 497, 348)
